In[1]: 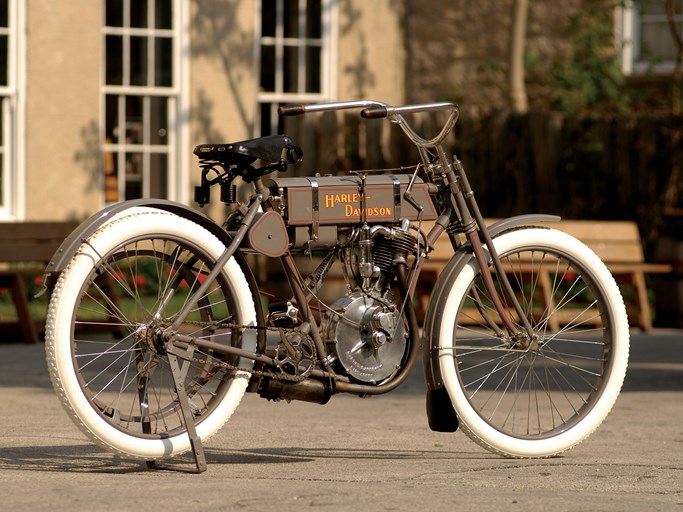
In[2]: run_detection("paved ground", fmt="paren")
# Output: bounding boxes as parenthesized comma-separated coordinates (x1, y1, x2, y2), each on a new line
(0, 330, 681, 511)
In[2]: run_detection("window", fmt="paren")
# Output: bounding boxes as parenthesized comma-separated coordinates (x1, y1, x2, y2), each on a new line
(617, 0, 683, 74)
(0, 0, 24, 219)
(257, 0, 337, 135)
(102, 0, 188, 203)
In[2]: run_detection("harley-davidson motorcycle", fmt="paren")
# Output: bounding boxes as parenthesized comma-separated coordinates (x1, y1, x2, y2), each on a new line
(43, 101, 629, 472)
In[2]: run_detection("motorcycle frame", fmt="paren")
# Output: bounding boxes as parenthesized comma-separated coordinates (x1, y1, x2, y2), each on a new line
(169, 104, 537, 392)
(44, 101, 550, 395)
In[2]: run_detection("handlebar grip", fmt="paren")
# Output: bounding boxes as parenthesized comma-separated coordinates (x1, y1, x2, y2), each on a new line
(360, 106, 388, 119)
(278, 104, 306, 116)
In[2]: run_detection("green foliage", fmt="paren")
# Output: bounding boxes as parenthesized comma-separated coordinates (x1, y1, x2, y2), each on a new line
(550, 2, 633, 114)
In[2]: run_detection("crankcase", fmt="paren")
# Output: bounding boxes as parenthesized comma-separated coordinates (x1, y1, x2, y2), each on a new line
(324, 292, 406, 383)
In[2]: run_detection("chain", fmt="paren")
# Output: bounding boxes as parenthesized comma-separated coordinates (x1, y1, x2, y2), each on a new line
(178, 321, 313, 383)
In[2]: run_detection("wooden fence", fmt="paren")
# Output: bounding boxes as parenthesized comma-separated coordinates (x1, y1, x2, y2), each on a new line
(282, 110, 682, 257)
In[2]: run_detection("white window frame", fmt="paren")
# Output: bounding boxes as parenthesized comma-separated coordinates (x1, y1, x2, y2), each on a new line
(101, 0, 190, 205)
(0, 0, 25, 220)
(616, 0, 683, 75)
(255, 0, 338, 136)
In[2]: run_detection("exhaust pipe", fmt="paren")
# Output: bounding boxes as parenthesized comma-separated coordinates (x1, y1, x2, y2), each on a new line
(258, 378, 332, 405)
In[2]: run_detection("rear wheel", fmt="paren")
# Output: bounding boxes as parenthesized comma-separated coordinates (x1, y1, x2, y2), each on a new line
(45, 211, 257, 460)
(438, 228, 629, 457)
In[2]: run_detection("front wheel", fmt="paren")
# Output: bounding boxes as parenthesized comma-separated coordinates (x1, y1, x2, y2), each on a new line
(437, 227, 629, 457)
(45, 211, 258, 460)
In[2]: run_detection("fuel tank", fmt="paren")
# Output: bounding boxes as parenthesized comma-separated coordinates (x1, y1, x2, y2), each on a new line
(265, 174, 437, 227)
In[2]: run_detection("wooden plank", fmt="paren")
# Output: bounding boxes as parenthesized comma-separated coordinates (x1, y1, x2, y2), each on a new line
(0, 221, 78, 241)
(580, 242, 644, 263)
(606, 263, 672, 274)
(0, 243, 66, 262)
(0, 221, 79, 262)
(550, 220, 639, 241)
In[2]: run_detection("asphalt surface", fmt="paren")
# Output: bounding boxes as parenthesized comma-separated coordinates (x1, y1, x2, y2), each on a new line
(0, 330, 681, 511)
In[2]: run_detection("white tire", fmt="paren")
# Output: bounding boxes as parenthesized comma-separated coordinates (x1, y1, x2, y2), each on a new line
(438, 227, 629, 457)
(45, 211, 257, 460)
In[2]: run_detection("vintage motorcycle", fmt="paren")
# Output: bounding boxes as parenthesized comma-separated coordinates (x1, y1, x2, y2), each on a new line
(43, 101, 629, 472)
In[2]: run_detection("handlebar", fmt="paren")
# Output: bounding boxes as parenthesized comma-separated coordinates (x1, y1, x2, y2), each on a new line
(278, 104, 307, 116)
(277, 100, 460, 149)
(360, 105, 388, 119)
(278, 100, 456, 118)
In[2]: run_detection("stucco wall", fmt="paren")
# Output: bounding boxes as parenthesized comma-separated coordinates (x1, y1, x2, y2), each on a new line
(25, 0, 101, 220)
(336, 0, 406, 105)
(188, 0, 258, 221)
(189, 0, 257, 147)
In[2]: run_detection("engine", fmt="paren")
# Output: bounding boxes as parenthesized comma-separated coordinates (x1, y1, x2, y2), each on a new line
(322, 222, 418, 383)
(263, 173, 433, 383)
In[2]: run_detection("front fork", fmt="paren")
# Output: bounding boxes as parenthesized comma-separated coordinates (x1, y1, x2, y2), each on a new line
(431, 147, 537, 347)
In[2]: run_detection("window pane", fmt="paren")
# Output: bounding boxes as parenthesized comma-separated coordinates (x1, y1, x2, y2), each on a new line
(104, 151, 119, 203)
(105, 35, 123, 85)
(0, 0, 7, 28)
(260, 44, 275, 91)
(260, 102, 272, 136)
(306, 46, 320, 92)
(639, 0, 682, 16)
(155, 0, 173, 29)
(125, 153, 143, 199)
(0, 36, 7, 86)
(306, 0, 321, 38)
(283, 46, 298, 93)
(154, 37, 173, 86)
(125, 153, 142, 176)
(640, 21, 678, 61)
(126, 96, 143, 144)
(262, 0, 276, 37)
(0, 154, 4, 207)
(130, 36, 148, 86)
(125, 180, 142, 199)
(130, 0, 149, 28)
(284, 0, 298, 38)
(150, 96, 168, 145)
(150, 153, 168, 198)
(105, 94, 119, 142)
(259, 103, 284, 136)
(105, 0, 123, 27)
(0, 99, 3, 206)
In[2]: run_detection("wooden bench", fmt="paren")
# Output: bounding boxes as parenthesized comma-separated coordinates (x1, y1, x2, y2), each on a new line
(417, 219, 673, 331)
(0, 221, 79, 343)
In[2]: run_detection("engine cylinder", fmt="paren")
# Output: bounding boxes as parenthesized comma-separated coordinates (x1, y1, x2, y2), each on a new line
(371, 230, 417, 274)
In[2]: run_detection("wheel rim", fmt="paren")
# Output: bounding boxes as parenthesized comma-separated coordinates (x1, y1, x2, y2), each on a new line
(69, 235, 243, 439)
(452, 245, 615, 440)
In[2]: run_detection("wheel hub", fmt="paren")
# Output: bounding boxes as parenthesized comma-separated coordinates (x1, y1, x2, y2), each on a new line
(509, 331, 544, 352)
(134, 321, 169, 356)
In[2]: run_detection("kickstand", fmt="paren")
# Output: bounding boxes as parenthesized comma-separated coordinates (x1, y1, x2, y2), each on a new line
(166, 350, 208, 474)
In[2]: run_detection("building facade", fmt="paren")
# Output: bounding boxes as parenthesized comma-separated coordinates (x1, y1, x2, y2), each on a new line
(5, 0, 404, 222)
(2, 0, 674, 222)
